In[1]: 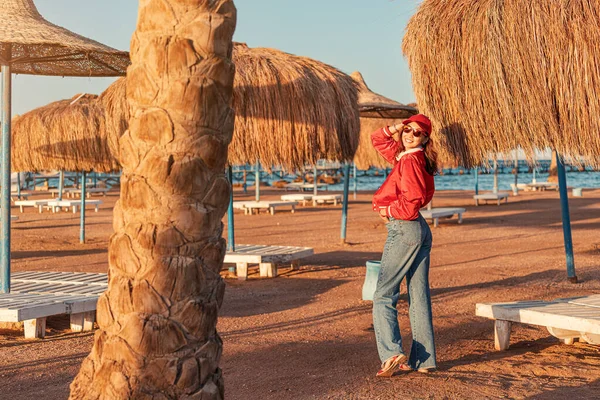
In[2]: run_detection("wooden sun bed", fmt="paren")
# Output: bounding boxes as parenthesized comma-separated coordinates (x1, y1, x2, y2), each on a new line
(473, 192, 510, 206)
(10, 192, 30, 202)
(284, 182, 328, 192)
(280, 194, 313, 206)
(476, 295, 600, 350)
(67, 188, 110, 198)
(312, 194, 342, 206)
(47, 199, 102, 213)
(224, 244, 314, 280)
(232, 200, 297, 215)
(1, 271, 108, 339)
(420, 207, 466, 227)
(14, 199, 53, 213)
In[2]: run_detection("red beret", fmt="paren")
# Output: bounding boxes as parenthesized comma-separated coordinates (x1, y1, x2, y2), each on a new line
(403, 114, 432, 136)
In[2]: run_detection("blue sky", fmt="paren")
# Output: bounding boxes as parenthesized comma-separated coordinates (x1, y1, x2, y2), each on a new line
(12, 0, 422, 116)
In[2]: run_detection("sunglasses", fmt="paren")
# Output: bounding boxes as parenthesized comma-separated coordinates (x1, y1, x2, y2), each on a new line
(402, 125, 426, 137)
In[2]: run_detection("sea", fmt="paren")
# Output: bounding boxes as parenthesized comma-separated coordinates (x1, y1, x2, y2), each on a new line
(233, 161, 600, 192)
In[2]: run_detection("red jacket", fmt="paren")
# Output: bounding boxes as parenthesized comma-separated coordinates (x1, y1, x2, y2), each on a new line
(371, 126, 435, 220)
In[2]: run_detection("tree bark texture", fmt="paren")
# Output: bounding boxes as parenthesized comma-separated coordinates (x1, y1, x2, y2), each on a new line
(70, 1, 236, 399)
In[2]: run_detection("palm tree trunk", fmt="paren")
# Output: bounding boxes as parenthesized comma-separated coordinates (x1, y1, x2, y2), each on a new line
(69, 1, 236, 399)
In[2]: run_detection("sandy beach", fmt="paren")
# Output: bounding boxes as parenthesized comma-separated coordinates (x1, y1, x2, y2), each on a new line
(1, 187, 600, 399)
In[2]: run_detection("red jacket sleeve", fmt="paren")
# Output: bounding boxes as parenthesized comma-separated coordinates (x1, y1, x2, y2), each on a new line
(387, 155, 427, 220)
(371, 126, 400, 164)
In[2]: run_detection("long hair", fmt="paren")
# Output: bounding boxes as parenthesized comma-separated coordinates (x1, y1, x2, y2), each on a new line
(422, 137, 439, 175)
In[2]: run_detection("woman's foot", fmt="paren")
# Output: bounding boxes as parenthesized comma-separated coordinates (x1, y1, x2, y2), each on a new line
(376, 354, 407, 377)
(417, 367, 436, 374)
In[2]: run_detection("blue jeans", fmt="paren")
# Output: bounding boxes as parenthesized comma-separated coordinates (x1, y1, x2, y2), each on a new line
(372, 215, 436, 369)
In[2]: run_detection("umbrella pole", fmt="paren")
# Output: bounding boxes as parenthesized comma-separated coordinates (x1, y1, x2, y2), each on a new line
(313, 164, 318, 196)
(493, 159, 498, 194)
(557, 153, 577, 283)
(513, 152, 519, 195)
(227, 165, 235, 252)
(255, 161, 260, 202)
(352, 163, 357, 200)
(80, 171, 86, 244)
(0, 64, 11, 293)
(340, 163, 350, 244)
(58, 170, 65, 201)
(474, 167, 479, 195)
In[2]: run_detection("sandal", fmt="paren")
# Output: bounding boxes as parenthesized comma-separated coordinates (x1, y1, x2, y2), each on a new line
(417, 367, 436, 374)
(376, 354, 407, 377)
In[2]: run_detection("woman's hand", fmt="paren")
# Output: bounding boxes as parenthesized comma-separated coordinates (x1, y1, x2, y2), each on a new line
(378, 207, 389, 222)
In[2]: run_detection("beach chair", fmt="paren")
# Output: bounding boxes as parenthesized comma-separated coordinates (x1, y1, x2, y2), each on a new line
(0, 271, 107, 338)
(10, 192, 30, 202)
(224, 244, 314, 280)
(47, 199, 102, 213)
(232, 200, 297, 215)
(473, 192, 509, 206)
(476, 295, 600, 350)
(420, 207, 466, 227)
(312, 194, 342, 206)
(14, 199, 53, 213)
(281, 194, 313, 206)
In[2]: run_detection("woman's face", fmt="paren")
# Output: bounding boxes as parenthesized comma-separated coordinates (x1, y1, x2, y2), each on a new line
(401, 122, 428, 150)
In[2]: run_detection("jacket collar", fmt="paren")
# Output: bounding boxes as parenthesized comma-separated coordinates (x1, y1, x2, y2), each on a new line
(396, 146, 424, 161)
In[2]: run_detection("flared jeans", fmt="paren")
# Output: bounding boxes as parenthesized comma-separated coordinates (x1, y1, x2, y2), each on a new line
(372, 215, 436, 369)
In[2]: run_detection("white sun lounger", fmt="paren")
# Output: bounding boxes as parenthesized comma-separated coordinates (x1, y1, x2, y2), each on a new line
(474, 192, 510, 206)
(312, 194, 342, 206)
(10, 192, 30, 202)
(232, 200, 297, 215)
(476, 295, 600, 350)
(67, 188, 110, 198)
(48, 199, 102, 213)
(14, 199, 53, 213)
(281, 194, 313, 206)
(1, 271, 108, 339)
(224, 244, 314, 280)
(420, 207, 466, 227)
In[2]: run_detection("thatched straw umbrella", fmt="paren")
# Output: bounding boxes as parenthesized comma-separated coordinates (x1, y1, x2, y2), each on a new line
(14, 44, 359, 172)
(0, 0, 129, 293)
(230, 43, 359, 170)
(403, 0, 594, 281)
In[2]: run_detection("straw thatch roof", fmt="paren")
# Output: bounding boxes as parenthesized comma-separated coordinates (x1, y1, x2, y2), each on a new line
(352, 71, 417, 119)
(351, 71, 417, 169)
(12, 43, 360, 171)
(12, 94, 117, 173)
(230, 43, 360, 168)
(0, 0, 129, 76)
(403, 0, 600, 168)
(354, 117, 405, 170)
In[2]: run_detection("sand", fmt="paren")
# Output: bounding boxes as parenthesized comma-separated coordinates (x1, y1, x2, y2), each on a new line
(1, 187, 600, 399)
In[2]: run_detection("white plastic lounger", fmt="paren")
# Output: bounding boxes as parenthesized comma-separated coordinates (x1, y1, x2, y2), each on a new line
(10, 192, 30, 202)
(232, 201, 297, 215)
(420, 207, 466, 227)
(476, 295, 600, 350)
(474, 192, 509, 206)
(312, 194, 342, 206)
(48, 199, 102, 213)
(14, 199, 53, 213)
(68, 188, 110, 198)
(281, 194, 313, 206)
(525, 182, 559, 191)
(0, 271, 108, 339)
(224, 244, 314, 280)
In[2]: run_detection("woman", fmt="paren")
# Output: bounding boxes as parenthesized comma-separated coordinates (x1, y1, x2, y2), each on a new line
(370, 113, 438, 377)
